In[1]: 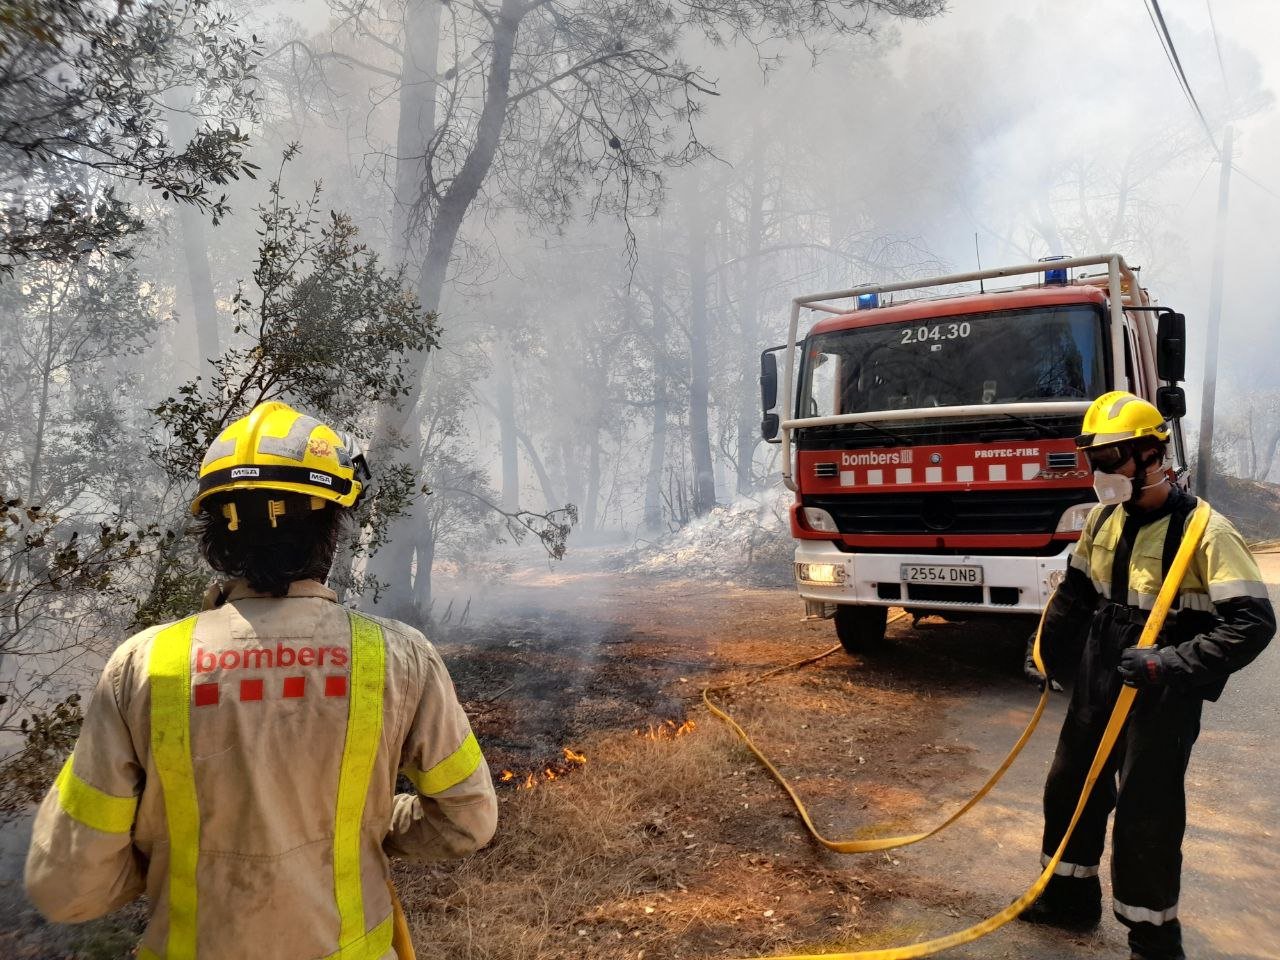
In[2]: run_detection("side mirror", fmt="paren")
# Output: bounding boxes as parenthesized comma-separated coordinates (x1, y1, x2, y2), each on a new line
(760, 351, 778, 412)
(1156, 385, 1187, 420)
(761, 413, 780, 441)
(1156, 312, 1186, 383)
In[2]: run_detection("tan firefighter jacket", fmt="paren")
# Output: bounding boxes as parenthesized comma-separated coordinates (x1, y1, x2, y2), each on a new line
(25, 579, 497, 959)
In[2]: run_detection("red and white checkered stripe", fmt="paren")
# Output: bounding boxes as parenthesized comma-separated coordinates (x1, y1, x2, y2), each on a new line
(836, 461, 1045, 487)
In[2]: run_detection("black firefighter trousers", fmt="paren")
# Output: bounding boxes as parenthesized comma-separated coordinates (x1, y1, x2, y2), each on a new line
(1039, 609, 1204, 959)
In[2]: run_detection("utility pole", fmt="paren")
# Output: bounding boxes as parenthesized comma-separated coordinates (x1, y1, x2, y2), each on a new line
(1196, 124, 1233, 499)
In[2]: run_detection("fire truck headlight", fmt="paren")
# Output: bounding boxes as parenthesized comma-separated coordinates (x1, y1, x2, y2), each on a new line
(803, 507, 840, 533)
(795, 562, 847, 585)
(1055, 502, 1095, 534)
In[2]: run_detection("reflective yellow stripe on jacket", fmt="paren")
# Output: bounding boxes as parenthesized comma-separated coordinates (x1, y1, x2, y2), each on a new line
(141, 612, 395, 960)
(334, 612, 388, 949)
(401, 732, 483, 795)
(148, 615, 201, 960)
(53, 753, 138, 834)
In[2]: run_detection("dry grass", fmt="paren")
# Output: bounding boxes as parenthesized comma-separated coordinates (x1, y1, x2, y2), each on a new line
(399, 721, 742, 959)
(395, 670, 928, 960)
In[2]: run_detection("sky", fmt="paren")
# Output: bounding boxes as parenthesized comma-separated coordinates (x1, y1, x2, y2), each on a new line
(887, 0, 1280, 406)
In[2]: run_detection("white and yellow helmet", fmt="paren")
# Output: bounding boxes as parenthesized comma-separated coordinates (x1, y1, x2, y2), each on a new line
(1075, 391, 1170, 451)
(191, 402, 368, 527)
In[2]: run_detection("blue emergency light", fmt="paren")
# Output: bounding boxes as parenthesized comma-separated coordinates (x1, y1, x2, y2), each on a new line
(1040, 255, 1069, 286)
(857, 292, 880, 309)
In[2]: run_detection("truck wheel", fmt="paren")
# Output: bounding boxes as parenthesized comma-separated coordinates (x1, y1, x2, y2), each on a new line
(834, 605, 888, 655)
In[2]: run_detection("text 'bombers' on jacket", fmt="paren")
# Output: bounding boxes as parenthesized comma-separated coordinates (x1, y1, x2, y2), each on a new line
(24, 579, 498, 960)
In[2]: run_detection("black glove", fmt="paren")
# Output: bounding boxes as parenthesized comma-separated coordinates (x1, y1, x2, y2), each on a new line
(1023, 642, 1063, 692)
(1117, 647, 1167, 688)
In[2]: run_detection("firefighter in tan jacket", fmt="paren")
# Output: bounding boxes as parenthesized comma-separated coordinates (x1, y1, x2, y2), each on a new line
(25, 402, 497, 959)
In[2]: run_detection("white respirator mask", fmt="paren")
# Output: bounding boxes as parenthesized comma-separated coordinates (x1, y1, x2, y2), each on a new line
(1092, 471, 1135, 506)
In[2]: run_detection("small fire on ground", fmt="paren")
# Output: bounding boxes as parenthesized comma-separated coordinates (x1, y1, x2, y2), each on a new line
(639, 718, 696, 740)
(500, 747, 588, 790)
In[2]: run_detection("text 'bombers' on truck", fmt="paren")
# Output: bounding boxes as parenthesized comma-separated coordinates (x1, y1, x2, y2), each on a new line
(760, 254, 1191, 654)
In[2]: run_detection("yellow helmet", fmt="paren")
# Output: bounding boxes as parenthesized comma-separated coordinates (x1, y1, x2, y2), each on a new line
(1075, 391, 1169, 450)
(191, 402, 367, 523)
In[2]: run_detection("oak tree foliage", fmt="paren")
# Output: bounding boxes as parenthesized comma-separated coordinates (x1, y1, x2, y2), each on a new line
(0, 0, 259, 270)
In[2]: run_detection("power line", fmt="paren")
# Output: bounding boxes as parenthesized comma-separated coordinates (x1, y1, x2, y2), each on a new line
(1181, 158, 1216, 210)
(1203, 0, 1231, 99)
(1143, 0, 1221, 156)
(1142, 0, 1193, 107)
(1197, 1, 1280, 205)
(1232, 164, 1280, 204)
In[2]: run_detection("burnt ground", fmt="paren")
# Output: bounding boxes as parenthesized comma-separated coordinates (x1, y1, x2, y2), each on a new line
(443, 610, 697, 775)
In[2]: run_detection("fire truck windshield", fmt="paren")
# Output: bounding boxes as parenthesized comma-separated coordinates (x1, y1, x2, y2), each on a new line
(799, 304, 1105, 419)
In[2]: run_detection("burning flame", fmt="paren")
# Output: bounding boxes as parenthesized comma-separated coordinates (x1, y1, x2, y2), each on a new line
(640, 718, 697, 741)
(498, 746, 588, 791)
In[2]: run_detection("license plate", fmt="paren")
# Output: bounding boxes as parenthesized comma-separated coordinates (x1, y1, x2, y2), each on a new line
(899, 563, 984, 585)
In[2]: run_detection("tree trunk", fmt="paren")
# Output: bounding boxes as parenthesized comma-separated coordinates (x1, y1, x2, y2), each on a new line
(412, 529, 435, 619)
(582, 426, 601, 532)
(167, 104, 220, 369)
(365, 0, 521, 612)
(369, 496, 421, 620)
(177, 206, 219, 367)
(1261, 427, 1280, 482)
(735, 136, 765, 496)
(685, 173, 717, 516)
(561, 437, 584, 515)
(26, 296, 57, 502)
(473, 388, 558, 509)
(496, 345, 519, 511)
(643, 274, 669, 531)
(391, 0, 441, 263)
(516, 426, 559, 511)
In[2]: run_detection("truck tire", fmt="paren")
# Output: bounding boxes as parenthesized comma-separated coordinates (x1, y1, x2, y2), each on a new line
(834, 604, 888, 655)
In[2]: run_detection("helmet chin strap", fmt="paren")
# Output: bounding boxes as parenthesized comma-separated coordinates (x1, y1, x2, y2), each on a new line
(1135, 449, 1170, 496)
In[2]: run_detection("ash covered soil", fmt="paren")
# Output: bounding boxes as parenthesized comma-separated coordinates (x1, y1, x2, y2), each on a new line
(420, 554, 1128, 959)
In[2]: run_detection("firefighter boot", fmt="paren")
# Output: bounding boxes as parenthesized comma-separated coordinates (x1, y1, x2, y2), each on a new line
(1017, 875, 1102, 931)
(1124, 919, 1185, 960)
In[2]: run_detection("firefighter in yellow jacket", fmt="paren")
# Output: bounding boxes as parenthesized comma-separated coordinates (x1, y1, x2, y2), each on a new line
(1021, 392, 1274, 960)
(25, 402, 498, 959)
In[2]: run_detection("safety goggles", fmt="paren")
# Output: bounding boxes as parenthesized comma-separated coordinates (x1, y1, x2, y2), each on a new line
(1083, 444, 1131, 473)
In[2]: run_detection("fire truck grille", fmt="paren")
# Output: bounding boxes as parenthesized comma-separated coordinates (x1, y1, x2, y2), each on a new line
(804, 488, 1094, 537)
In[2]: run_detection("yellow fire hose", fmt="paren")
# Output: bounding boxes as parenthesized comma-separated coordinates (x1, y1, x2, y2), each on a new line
(705, 501, 1211, 959)
(389, 880, 417, 960)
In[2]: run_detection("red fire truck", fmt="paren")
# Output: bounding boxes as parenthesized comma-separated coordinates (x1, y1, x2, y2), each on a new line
(760, 254, 1190, 652)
